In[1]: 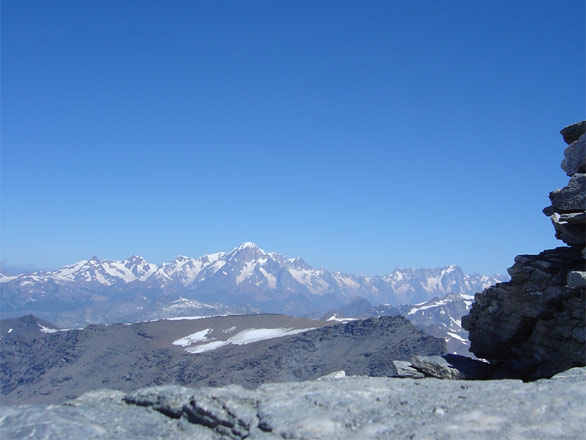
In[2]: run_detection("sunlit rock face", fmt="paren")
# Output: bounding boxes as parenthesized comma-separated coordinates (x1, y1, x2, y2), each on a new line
(463, 121, 586, 379)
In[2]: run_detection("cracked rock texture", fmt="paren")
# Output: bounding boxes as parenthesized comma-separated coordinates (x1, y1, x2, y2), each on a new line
(1, 370, 584, 440)
(463, 122, 586, 378)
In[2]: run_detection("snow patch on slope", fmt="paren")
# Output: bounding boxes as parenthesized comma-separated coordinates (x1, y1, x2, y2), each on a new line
(178, 327, 315, 354)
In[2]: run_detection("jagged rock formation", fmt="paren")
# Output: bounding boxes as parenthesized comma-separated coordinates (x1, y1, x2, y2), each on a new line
(463, 121, 586, 378)
(1, 369, 585, 439)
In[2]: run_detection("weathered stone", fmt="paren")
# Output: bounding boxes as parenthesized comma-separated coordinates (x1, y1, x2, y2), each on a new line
(462, 247, 585, 378)
(410, 354, 493, 380)
(391, 360, 425, 378)
(561, 133, 586, 176)
(560, 120, 586, 144)
(0, 387, 209, 440)
(2, 377, 586, 439)
(411, 355, 463, 379)
(124, 385, 196, 418)
(550, 211, 586, 246)
(548, 173, 586, 212)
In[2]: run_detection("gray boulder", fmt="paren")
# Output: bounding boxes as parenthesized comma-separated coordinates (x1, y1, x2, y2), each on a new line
(410, 354, 494, 380)
(391, 360, 425, 378)
(560, 120, 586, 144)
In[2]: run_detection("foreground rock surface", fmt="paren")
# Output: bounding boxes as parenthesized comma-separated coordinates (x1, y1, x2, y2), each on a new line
(1, 371, 585, 440)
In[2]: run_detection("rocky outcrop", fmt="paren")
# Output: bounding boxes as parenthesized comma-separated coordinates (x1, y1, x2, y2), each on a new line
(1, 370, 584, 439)
(463, 121, 586, 379)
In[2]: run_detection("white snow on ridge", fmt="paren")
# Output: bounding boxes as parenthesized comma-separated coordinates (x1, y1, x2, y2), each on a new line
(236, 261, 255, 284)
(163, 297, 215, 312)
(258, 267, 277, 288)
(446, 331, 467, 343)
(288, 268, 328, 294)
(333, 274, 359, 290)
(163, 315, 222, 321)
(172, 329, 212, 347)
(0, 275, 18, 283)
(407, 298, 451, 316)
(326, 314, 357, 323)
(177, 327, 315, 354)
(228, 328, 313, 345)
(51, 260, 88, 280)
(38, 324, 58, 333)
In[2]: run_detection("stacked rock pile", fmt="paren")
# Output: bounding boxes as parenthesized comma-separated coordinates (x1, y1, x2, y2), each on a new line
(544, 121, 586, 249)
(462, 121, 585, 379)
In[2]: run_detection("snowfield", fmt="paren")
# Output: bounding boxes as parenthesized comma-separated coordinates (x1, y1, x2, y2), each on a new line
(173, 327, 316, 354)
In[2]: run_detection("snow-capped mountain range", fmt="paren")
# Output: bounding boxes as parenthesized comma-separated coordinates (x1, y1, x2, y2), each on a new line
(320, 292, 478, 356)
(0, 242, 507, 326)
(396, 293, 476, 356)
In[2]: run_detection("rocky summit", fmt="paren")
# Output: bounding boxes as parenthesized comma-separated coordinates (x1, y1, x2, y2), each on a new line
(1, 368, 585, 440)
(463, 121, 586, 379)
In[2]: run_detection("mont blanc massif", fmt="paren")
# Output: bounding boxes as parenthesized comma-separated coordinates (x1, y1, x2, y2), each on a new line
(0, 243, 504, 321)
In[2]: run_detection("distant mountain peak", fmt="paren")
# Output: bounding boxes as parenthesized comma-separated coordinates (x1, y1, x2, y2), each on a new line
(234, 242, 262, 252)
(125, 255, 146, 262)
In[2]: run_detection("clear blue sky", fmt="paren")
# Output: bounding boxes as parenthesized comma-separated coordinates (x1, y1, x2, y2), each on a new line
(1, 1, 584, 276)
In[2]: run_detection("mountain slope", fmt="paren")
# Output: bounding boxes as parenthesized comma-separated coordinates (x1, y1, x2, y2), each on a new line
(321, 293, 478, 356)
(0, 314, 445, 405)
(396, 293, 476, 356)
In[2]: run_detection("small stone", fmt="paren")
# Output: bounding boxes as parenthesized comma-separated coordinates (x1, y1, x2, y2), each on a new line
(410, 354, 493, 380)
(391, 360, 425, 378)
